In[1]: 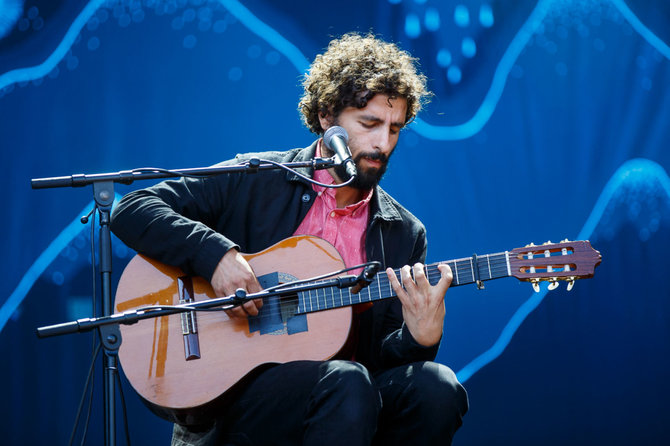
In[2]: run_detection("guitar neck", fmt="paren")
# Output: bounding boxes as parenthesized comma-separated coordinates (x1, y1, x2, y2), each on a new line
(296, 251, 511, 314)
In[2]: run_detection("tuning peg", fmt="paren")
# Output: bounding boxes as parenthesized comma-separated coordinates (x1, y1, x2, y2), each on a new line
(543, 240, 552, 245)
(548, 279, 559, 291)
(531, 279, 540, 293)
(561, 238, 569, 243)
(567, 277, 575, 291)
(525, 242, 536, 248)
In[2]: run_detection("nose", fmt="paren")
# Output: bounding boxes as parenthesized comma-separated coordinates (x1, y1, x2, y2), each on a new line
(374, 127, 394, 153)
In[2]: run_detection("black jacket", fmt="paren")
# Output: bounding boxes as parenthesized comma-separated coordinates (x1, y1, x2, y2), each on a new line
(110, 141, 439, 373)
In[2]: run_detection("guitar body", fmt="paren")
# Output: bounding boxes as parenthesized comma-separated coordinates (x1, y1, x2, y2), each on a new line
(114, 235, 353, 425)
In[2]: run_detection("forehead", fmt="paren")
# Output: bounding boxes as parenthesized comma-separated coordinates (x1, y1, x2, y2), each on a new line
(347, 94, 408, 125)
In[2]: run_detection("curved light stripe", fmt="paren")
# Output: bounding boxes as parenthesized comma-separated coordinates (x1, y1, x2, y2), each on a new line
(613, 0, 670, 60)
(0, 202, 94, 333)
(0, 0, 105, 90)
(411, 0, 551, 141)
(456, 158, 670, 383)
(0, 195, 122, 334)
(217, 0, 310, 72)
(3, 0, 668, 141)
(578, 158, 670, 241)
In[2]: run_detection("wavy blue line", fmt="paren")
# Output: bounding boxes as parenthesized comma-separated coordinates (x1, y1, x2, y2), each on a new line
(411, 0, 551, 140)
(578, 158, 670, 240)
(0, 195, 124, 334)
(456, 158, 670, 383)
(0, 0, 105, 90)
(0, 201, 94, 333)
(613, 0, 670, 60)
(3, 0, 668, 141)
(218, 0, 309, 72)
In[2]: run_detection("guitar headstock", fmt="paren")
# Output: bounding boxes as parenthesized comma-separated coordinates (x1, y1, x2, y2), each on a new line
(509, 240, 601, 292)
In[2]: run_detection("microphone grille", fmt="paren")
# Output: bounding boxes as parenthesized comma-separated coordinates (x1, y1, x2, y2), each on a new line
(323, 126, 349, 148)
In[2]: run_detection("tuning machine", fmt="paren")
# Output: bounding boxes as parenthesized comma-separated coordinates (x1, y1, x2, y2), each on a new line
(531, 278, 540, 293)
(567, 277, 576, 291)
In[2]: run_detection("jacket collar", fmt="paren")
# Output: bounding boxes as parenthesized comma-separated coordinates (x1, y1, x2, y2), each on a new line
(285, 140, 320, 183)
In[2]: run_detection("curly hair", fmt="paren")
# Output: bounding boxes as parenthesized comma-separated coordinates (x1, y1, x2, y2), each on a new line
(298, 33, 431, 135)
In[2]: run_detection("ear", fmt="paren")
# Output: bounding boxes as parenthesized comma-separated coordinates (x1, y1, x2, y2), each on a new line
(318, 112, 334, 133)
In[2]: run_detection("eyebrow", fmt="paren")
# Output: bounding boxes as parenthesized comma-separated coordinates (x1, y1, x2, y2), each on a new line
(359, 114, 405, 128)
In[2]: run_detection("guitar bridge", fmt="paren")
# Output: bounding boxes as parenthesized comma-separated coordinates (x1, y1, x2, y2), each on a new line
(178, 276, 201, 361)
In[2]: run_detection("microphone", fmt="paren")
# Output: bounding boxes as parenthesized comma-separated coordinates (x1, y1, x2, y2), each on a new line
(323, 126, 357, 179)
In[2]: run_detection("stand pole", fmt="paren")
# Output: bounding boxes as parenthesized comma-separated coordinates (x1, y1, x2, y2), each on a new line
(94, 181, 117, 446)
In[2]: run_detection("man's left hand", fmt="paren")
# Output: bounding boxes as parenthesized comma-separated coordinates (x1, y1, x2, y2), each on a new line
(386, 263, 452, 347)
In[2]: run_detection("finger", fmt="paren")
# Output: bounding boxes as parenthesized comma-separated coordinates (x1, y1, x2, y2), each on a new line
(400, 265, 417, 292)
(413, 263, 429, 288)
(242, 300, 260, 316)
(436, 263, 453, 292)
(247, 276, 264, 294)
(387, 267, 413, 309)
(225, 306, 248, 319)
(386, 267, 403, 293)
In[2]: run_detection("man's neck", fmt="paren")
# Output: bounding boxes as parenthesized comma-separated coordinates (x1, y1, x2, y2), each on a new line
(333, 184, 364, 208)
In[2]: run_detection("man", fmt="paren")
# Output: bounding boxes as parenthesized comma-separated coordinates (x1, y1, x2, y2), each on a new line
(111, 33, 468, 446)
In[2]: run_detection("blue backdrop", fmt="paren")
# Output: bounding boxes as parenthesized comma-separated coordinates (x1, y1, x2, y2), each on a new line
(1, 0, 669, 444)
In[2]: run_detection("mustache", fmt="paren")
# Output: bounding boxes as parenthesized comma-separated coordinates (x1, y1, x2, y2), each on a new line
(354, 151, 388, 164)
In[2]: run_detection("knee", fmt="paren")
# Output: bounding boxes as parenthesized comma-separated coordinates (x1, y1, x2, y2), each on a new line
(406, 362, 469, 421)
(321, 360, 377, 399)
(315, 360, 380, 420)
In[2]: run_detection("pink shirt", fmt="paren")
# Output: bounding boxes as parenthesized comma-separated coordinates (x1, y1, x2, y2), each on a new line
(293, 142, 373, 270)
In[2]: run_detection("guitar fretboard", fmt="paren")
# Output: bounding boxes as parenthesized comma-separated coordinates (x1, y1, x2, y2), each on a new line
(296, 252, 511, 314)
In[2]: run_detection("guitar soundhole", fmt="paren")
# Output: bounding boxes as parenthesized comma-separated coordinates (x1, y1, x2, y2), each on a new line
(248, 272, 308, 336)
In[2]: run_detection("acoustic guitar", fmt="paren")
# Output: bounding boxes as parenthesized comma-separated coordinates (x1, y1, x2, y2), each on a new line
(114, 235, 600, 425)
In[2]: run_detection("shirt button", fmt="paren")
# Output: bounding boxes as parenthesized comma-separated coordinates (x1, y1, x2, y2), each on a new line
(330, 211, 336, 218)
(301, 193, 311, 203)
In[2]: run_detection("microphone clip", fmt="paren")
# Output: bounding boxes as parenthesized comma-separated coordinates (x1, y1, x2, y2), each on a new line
(350, 261, 381, 294)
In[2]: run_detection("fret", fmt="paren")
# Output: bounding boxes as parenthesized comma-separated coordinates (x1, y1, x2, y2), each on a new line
(319, 287, 327, 310)
(317, 288, 322, 310)
(296, 250, 514, 315)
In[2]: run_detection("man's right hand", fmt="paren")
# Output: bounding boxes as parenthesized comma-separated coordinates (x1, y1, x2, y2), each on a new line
(211, 249, 264, 318)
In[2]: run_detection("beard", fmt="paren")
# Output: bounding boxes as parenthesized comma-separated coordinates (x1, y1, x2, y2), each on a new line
(330, 149, 390, 191)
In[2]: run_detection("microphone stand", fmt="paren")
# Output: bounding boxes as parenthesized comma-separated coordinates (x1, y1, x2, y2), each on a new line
(31, 156, 338, 446)
(36, 265, 381, 338)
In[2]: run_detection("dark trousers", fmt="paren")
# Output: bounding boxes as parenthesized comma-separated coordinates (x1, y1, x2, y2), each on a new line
(172, 360, 468, 446)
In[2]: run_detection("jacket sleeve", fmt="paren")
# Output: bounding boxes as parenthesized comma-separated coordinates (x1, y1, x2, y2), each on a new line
(377, 225, 441, 369)
(110, 171, 240, 282)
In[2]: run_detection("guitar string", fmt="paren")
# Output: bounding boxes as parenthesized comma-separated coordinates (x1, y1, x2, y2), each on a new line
(151, 265, 565, 326)
(137, 254, 574, 323)
(129, 249, 579, 324)
(169, 266, 497, 322)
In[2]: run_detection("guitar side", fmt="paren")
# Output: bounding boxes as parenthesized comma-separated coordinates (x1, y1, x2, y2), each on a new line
(114, 235, 353, 424)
